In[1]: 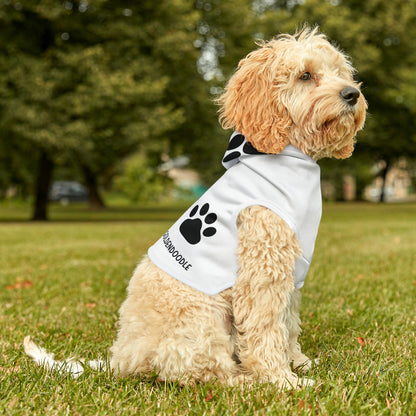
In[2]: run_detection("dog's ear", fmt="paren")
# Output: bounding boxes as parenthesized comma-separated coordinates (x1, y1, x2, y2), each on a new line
(218, 45, 291, 154)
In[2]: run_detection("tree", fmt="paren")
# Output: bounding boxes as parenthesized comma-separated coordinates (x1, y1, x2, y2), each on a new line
(0, 1, 196, 219)
(114, 153, 169, 203)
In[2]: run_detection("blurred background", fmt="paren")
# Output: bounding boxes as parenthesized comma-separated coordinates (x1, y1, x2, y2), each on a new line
(1, 0, 416, 220)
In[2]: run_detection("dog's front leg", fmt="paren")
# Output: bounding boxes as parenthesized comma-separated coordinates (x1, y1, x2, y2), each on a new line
(285, 289, 316, 373)
(232, 205, 313, 388)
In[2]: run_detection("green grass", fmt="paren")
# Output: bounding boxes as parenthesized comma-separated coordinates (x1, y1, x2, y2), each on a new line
(1, 202, 416, 415)
(0, 199, 191, 222)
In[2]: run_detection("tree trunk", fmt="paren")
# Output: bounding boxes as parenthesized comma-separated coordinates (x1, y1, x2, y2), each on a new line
(32, 150, 54, 221)
(379, 159, 390, 203)
(80, 164, 106, 209)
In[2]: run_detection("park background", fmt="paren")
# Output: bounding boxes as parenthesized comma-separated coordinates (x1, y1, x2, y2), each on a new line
(1, 0, 416, 218)
(1, 1, 416, 415)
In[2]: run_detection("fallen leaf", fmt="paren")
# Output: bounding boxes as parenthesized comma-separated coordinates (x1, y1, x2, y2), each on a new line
(298, 399, 312, 411)
(355, 337, 365, 346)
(347, 308, 353, 316)
(204, 390, 213, 402)
(85, 303, 96, 309)
(354, 274, 364, 281)
(6, 280, 33, 290)
(412, 280, 416, 286)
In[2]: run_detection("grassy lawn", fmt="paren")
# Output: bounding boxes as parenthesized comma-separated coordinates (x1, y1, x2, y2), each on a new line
(0, 202, 415, 415)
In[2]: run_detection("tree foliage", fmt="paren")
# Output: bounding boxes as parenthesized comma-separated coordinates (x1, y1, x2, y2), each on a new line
(114, 153, 170, 203)
(0, 0, 198, 217)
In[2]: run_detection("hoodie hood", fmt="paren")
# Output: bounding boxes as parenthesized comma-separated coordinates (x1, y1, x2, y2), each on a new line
(222, 132, 264, 169)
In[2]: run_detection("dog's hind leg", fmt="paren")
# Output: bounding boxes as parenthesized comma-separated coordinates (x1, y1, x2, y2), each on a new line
(232, 205, 314, 388)
(152, 295, 241, 385)
(110, 257, 241, 384)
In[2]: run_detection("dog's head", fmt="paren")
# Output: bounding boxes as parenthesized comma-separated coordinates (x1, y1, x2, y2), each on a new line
(218, 27, 367, 160)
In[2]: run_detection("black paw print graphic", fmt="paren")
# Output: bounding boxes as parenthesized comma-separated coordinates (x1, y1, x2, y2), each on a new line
(222, 133, 264, 168)
(179, 203, 217, 245)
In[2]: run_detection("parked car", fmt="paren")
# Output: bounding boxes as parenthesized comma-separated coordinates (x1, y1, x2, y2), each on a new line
(49, 181, 89, 205)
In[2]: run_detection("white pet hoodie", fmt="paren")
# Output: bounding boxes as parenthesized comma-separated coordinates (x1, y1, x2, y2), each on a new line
(148, 132, 322, 295)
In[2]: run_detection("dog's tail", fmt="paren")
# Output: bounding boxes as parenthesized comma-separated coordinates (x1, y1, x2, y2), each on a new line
(23, 336, 106, 378)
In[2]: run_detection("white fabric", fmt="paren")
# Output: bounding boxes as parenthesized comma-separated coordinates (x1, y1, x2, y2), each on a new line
(148, 133, 322, 296)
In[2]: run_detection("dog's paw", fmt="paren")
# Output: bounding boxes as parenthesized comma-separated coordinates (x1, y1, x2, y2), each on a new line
(298, 377, 315, 388)
(179, 203, 217, 245)
(278, 375, 315, 390)
(293, 354, 319, 373)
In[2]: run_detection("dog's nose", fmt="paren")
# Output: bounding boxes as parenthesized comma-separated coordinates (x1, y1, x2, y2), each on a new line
(340, 87, 360, 106)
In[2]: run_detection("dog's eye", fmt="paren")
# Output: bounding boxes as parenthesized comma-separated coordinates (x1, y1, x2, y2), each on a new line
(299, 72, 312, 81)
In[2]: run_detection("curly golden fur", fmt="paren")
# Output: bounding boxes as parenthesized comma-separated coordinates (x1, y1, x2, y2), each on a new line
(25, 28, 366, 389)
